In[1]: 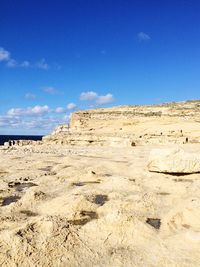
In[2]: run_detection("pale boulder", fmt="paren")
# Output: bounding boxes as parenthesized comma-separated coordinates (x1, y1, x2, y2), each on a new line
(147, 148, 200, 173)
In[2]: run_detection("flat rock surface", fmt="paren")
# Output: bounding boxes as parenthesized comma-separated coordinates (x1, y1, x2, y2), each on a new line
(0, 143, 200, 266)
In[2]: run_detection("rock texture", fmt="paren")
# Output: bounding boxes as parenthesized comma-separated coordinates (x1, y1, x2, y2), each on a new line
(148, 148, 200, 174)
(1, 100, 200, 266)
(1, 143, 200, 266)
(43, 100, 200, 146)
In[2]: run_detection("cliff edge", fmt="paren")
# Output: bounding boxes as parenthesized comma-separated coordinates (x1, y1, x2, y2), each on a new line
(43, 100, 200, 146)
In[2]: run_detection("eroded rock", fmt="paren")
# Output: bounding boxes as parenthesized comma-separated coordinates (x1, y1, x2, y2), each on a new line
(147, 148, 200, 174)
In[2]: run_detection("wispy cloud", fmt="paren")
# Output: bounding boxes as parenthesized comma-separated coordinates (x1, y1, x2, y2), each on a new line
(0, 46, 51, 70)
(54, 103, 77, 113)
(35, 59, 49, 70)
(6, 59, 31, 68)
(25, 93, 36, 100)
(6, 58, 49, 70)
(80, 91, 114, 105)
(43, 86, 62, 95)
(67, 103, 77, 110)
(0, 47, 10, 61)
(21, 61, 31, 68)
(55, 107, 66, 113)
(6, 59, 18, 68)
(137, 32, 151, 42)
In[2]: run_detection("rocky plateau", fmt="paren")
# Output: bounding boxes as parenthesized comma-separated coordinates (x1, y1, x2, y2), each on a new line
(0, 100, 200, 266)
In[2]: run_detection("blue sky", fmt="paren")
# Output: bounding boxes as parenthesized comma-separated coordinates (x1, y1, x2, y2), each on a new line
(0, 0, 200, 135)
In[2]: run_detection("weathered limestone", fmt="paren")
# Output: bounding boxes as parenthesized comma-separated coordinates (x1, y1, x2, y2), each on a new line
(3, 100, 200, 148)
(43, 100, 200, 147)
(50, 124, 69, 135)
(147, 148, 200, 174)
(1, 112, 200, 266)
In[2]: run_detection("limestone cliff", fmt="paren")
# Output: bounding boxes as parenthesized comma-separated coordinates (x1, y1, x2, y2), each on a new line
(43, 100, 200, 146)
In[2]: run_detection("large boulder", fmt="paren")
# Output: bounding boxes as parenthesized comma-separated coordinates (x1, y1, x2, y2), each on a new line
(147, 148, 200, 174)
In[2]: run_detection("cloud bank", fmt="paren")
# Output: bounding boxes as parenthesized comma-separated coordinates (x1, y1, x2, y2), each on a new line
(7, 105, 50, 116)
(1, 104, 71, 134)
(0, 87, 114, 134)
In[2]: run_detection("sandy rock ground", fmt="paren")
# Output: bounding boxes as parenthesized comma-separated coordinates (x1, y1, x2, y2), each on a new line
(0, 143, 200, 266)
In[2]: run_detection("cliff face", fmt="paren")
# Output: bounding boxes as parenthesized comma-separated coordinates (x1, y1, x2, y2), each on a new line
(43, 100, 200, 146)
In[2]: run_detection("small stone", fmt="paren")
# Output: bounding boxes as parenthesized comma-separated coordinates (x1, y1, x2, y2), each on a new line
(146, 218, 161, 229)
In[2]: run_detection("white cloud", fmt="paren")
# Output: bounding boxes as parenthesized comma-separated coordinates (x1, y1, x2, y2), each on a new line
(80, 91, 114, 105)
(0, 47, 51, 70)
(54, 103, 77, 113)
(25, 93, 36, 100)
(137, 32, 151, 42)
(36, 59, 49, 70)
(7, 108, 24, 116)
(0, 47, 10, 61)
(7, 105, 50, 116)
(31, 105, 49, 114)
(0, 47, 29, 68)
(55, 107, 65, 113)
(96, 93, 114, 105)
(67, 103, 76, 110)
(80, 91, 98, 101)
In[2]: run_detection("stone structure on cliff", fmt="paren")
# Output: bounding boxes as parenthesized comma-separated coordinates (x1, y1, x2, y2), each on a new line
(43, 100, 200, 147)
